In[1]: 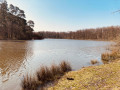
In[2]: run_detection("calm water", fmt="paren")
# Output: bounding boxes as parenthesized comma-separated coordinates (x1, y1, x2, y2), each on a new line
(0, 39, 113, 90)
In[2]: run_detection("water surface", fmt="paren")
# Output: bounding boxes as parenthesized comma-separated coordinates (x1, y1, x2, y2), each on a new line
(0, 39, 113, 90)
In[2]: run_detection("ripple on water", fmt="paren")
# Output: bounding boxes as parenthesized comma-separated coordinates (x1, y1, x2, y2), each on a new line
(0, 39, 113, 90)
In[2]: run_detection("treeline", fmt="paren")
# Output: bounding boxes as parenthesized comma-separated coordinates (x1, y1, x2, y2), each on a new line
(37, 26, 120, 40)
(0, 0, 34, 40)
(1, 1, 119, 40)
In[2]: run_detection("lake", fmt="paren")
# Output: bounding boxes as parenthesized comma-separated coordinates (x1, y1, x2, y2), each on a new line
(0, 39, 113, 90)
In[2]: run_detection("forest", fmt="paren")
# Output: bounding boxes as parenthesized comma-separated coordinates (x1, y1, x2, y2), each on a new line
(37, 26, 120, 40)
(0, 1, 120, 40)
(0, 0, 34, 40)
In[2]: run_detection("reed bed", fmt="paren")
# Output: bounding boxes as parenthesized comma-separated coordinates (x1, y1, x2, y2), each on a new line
(101, 51, 120, 61)
(21, 75, 39, 90)
(21, 61, 72, 90)
(60, 61, 72, 73)
(50, 64, 61, 76)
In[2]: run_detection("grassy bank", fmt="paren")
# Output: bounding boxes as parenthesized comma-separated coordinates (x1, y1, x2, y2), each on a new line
(21, 39, 120, 90)
(48, 41, 120, 89)
(48, 61, 120, 90)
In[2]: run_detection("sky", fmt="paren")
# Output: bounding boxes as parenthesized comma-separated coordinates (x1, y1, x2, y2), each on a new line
(7, 0, 120, 32)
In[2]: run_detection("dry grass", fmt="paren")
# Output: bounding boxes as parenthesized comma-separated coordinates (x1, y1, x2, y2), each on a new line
(50, 64, 61, 75)
(101, 51, 120, 61)
(21, 61, 72, 90)
(48, 41, 120, 90)
(21, 75, 39, 90)
(59, 61, 72, 73)
(48, 61, 120, 90)
(36, 66, 56, 83)
(36, 61, 72, 83)
(47, 38, 120, 89)
(91, 60, 99, 65)
(45, 66, 55, 81)
(36, 66, 48, 82)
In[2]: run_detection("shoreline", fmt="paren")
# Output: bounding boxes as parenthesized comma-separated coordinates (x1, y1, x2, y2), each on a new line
(18, 39, 115, 90)
(48, 61, 120, 90)
(48, 40, 120, 89)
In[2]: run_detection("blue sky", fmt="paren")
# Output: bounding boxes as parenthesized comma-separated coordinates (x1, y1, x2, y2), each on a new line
(7, 0, 120, 32)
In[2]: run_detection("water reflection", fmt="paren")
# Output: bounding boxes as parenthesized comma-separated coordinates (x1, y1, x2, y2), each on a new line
(0, 39, 113, 90)
(0, 41, 33, 90)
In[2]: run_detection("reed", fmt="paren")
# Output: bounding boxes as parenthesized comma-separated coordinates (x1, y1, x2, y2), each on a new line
(45, 66, 54, 81)
(36, 66, 47, 82)
(50, 64, 61, 78)
(59, 61, 72, 73)
(21, 61, 72, 90)
(21, 75, 39, 90)
(102, 51, 120, 61)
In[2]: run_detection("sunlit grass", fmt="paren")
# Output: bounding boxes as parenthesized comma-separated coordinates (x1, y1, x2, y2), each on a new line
(48, 61, 120, 90)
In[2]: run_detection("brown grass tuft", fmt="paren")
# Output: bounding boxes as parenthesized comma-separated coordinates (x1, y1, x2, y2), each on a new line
(36, 66, 47, 82)
(102, 51, 120, 61)
(91, 60, 99, 65)
(59, 61, 72, 73)
(44, 66, 54, 81)
(21, 61, 72, 90)
(50, 64, 61, 76)
(21, 75, 39, 90)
